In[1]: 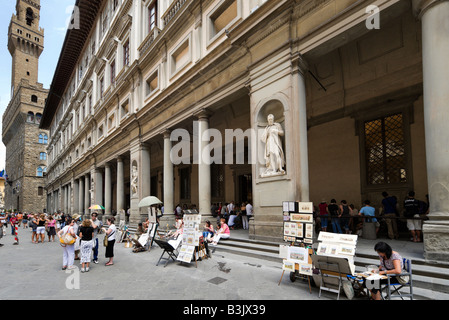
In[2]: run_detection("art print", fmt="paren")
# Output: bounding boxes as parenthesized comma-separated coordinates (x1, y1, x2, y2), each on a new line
(283, 260, 295, 272)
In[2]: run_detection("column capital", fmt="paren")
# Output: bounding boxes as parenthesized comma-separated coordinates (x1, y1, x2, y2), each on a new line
(412, 0, 448, 19)
(161, 129, 172, 139)
(193, 108, 212, 121)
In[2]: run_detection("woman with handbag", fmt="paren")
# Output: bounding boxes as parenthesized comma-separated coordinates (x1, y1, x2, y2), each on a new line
(57, 218, 77, 270)
(102, 217, 116, 266)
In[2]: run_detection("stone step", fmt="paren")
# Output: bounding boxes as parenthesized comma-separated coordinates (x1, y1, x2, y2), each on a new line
(212, 237, 449, 299)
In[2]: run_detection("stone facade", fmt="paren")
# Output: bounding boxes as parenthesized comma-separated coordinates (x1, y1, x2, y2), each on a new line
(41, 0, 449, 261)
(1, 0, 48, 213)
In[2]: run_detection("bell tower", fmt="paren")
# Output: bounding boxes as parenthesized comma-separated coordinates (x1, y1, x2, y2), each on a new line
(8, 0, 44, 95)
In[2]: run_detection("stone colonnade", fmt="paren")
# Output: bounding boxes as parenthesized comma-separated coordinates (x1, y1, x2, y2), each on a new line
(46, 113, 215, 225)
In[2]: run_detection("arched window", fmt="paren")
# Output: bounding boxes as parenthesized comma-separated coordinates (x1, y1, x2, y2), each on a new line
(31, 95, 38, 103)
(38, 133, 48, 144)
(37, 167, 43, 177)
(27, 111, 34, 123)
(26, 8, 34, 26)
(35, 113, 42, 124)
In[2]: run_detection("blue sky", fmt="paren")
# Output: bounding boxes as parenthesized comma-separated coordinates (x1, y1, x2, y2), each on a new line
(0, 0, 75, 171)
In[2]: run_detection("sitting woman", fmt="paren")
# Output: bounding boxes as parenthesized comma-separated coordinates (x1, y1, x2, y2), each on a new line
(202, 221, 214, 240)
(209, 218, 230, 246)
(369, 241, 405, 300)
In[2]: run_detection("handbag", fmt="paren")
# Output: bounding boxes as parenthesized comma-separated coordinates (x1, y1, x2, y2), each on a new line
(60, 227, 76, 245)
(397, 274, 410, 285)
(103, 229, 115, 247)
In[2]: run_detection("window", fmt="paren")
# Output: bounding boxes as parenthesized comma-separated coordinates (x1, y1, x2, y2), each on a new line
(26, 8, 34, 26)
(364, 113, 407, 185)
(31, 95, 38, 103)
(35, 113, 42, 124)
(99, 77, 104, 99)
(149, 1, 158, 32)
(110, 60, 116, 86)
(170, 35, 191, 76)
(180, 167, 191, 200)
(208, 0, 240, 41)
(123, 40, 130, 66)
(120, 99, 129, 119)
(38, 133, 48, 144)
(98, 124, 104, 138)
(145, 70, 159, 97)
(40, 152, 47, 160)
(37, 167, 43, 177)
(38, 187, 44, 196)
(27, 111, 34, 123)
(211, 164, 224, 199)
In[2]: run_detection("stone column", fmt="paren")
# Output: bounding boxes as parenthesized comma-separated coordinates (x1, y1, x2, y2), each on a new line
(196, 110, 212, 218)
(84, 174, 90, 216)
(63, 185, 68, 214)
(413, 0, 449, 262)
(294, 54, 310, 202)
(95, 168, 104, 220)
(79, 177, 84, 216)
(141, 144, 151, 221)
(163, 130, 174, 213)
(73, 179, 79, 215)
(104, 164, 112, 219)
(117, 157, 125, 223)
(67, 183, 71, 215)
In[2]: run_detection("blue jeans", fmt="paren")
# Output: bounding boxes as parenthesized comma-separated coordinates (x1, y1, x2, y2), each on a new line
(331, 217, 342, 234)
(321, 215, 328, 228)
(93, 238, 99, 261)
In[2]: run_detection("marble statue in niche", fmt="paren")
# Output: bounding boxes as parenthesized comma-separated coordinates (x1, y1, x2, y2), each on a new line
(260, 114, 286, 177)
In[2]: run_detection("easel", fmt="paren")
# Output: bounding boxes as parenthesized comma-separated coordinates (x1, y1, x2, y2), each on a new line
(312, 255, 354, 300)
(278, 247, 314, 294)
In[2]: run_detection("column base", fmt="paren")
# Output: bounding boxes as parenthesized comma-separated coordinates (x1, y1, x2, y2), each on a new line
(423, 220, 449, 263)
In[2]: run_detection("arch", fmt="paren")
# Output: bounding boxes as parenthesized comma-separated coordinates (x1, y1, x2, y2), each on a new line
(26, 8, 34, 26)
(31, 95, 38, 103)
(27, 111, 34, 123)
(37, 166, 43, 177)
(35, 113, 42, 124)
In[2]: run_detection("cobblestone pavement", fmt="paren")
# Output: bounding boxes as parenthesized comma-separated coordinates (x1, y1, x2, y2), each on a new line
(0, 228, 331, 302)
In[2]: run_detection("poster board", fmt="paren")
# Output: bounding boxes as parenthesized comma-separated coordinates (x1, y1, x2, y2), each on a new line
(316, 232, 357, 276)
(281, 201, 314, 276)
(176, 214, 202, 264)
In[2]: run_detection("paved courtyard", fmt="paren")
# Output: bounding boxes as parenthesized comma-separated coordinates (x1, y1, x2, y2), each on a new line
(0, 227, 331, 302)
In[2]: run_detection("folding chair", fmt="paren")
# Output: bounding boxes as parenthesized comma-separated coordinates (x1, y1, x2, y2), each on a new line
(381, 258, 413, 300)
(155, 239, 178, 267)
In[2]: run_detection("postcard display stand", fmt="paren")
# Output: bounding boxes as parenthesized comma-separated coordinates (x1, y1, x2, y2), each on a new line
(313, 232, 358, 300)
(279, 202, 315, 292)
(176, 214, 202, 267)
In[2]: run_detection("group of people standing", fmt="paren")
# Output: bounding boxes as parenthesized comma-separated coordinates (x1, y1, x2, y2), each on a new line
(211, 201, 254, 230)
(58, 213, 116, 272)
(316, 191, 429, 242)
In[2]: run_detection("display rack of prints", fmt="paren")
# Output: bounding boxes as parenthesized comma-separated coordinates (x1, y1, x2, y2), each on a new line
(282, 201, 314, 245)
(280, 201, 315, 281)
(176, 214, 202, 265)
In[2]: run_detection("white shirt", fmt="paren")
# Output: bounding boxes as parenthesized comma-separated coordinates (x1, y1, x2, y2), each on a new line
(107, 224, 117, 241)
(246, 203, 253, 216)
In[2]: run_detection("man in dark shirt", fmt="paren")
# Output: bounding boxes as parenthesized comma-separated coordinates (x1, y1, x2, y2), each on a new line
(382, 192, 399, 240)
(404, 191, 422, 242)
